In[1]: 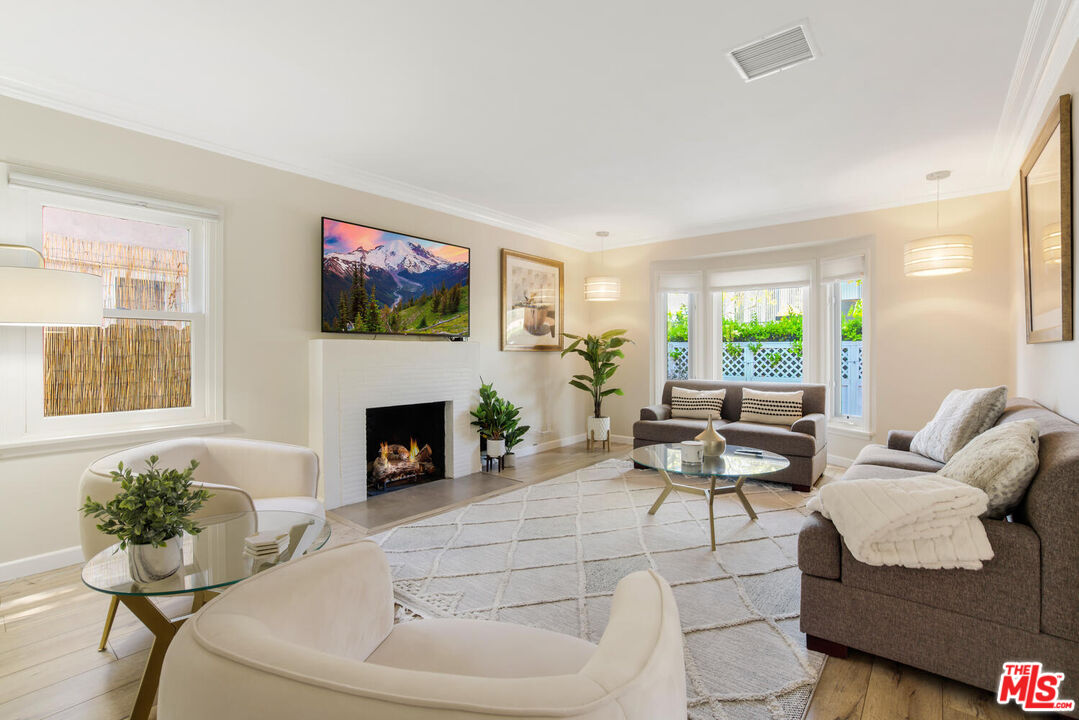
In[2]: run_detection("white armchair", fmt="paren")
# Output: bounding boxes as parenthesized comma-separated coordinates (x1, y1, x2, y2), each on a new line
(78, 436, 322, 650)
(159, 541, 687, 719)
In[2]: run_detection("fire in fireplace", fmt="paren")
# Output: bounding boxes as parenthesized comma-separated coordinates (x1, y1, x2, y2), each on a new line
(366, 401, 446, 495)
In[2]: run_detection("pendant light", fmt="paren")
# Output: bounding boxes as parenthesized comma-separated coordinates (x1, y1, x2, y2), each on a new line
(903, 170, 974, 277)
(0, 243, 103, 326)
(584, 231, 621, 302)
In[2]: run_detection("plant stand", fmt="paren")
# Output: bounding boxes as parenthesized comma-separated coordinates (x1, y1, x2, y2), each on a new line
(483, 454, 505, 472)
(587, 428, 610, 452)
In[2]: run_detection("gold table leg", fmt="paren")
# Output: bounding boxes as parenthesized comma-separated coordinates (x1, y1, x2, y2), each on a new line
(648, 467, 706, 515)
(97, 595, 119, 652)
(707, 477, 717, 551)
(118, 596, 189, 720)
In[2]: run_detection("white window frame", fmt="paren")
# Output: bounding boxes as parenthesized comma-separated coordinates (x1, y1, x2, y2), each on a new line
(0, 171, 224, 452)
(821, 253, 871, 434)
(652, 271, 704, 402)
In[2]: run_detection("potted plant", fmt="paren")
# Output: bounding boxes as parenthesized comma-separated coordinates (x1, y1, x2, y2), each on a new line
(81, 455, 212, 583)
(561, 329, 632, 448)
(502, 400, 531, 468)
(470, 380, 531, 461)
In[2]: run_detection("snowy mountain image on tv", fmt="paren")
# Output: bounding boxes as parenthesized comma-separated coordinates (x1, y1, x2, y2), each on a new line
(322, 218, 470, 336)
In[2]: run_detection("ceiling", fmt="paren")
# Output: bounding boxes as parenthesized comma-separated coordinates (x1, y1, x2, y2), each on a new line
(0, 1, 1073, 249)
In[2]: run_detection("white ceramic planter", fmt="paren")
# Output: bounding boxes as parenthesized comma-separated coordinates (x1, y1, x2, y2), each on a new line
(503, 452, 516, 468)
(587, 416, 611, 442)
(128, 535, 183, 583)
(487, 438, 506, 457)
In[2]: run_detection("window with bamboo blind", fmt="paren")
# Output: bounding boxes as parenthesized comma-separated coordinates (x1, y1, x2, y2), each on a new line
(41, 207, 194, 417)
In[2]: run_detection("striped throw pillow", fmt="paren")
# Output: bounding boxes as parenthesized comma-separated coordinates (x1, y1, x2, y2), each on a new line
(670, 387, 725, 419)
(739, 388, 804, 426)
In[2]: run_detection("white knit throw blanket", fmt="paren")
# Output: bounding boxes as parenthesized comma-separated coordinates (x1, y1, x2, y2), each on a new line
(807, 475, 994, 570)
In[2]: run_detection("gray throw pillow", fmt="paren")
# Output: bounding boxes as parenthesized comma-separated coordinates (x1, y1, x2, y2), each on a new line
(910, 386, 1008, 463)
(939, 419, 1040, 518)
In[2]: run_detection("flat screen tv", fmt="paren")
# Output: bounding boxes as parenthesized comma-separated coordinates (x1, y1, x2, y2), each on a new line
(321, 217, 470, 337)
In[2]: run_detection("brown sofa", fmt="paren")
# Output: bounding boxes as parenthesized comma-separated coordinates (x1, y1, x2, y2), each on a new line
(633, 380, 828, 491)
(798, 398, 1079, 715)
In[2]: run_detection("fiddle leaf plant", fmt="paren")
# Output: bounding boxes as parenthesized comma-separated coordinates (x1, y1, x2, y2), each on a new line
(80, 455, 212, 549)
(470, 379, 531, 449)
(561, 329, 633, 418)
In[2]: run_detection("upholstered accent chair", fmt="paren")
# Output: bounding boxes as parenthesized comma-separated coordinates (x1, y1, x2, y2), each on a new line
(159, 541, 687, 719)
(78, 436, 322, 652)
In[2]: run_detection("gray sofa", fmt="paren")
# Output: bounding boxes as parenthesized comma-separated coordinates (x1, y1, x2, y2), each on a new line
(633, 380, 828, 491)
(798, 398, 1079, 715)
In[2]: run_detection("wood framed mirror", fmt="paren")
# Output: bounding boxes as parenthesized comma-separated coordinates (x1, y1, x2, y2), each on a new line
(1020, 93, 1073, 343)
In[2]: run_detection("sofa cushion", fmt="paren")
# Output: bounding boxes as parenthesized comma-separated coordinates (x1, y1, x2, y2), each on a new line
(910, 386, 1008, 462)
(941, 420, 1040, 519)
(659, 380, 826, 421)
(739, 388, 803, 426)
(633, 418, 717, 443)
(670, 386, 725, 419)
(852, 445, 945, 473)
(715, 421, 817, 458)
(798, 512, 841, 579)
(840, 518, 1041, 633)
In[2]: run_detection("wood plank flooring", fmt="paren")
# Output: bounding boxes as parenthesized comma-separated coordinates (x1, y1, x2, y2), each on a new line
(0, 443, 1034, 719)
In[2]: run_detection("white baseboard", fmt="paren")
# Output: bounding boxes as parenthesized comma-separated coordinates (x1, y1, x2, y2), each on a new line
(513, 434, 586, 458)
(0, 545, 82, 583)
(828, 453, 854, 469)
(610, 434, 634, 445)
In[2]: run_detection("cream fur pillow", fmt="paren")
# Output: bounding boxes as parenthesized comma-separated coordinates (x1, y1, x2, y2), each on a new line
(911, 386, 1008, 462)
(940, 419, 1040, 518)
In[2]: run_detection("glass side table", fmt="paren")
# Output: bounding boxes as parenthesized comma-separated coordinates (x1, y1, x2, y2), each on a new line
(82, 510, 329, 720)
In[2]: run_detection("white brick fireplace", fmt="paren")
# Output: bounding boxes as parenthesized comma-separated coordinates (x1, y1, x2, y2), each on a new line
(309, 339, 481, 508)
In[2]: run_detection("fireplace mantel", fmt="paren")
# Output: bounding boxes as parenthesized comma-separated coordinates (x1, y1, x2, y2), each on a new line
(309, 338, 481, 508)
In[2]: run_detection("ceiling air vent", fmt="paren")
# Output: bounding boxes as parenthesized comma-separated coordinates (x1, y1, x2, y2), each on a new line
(728, 24, 816, 82)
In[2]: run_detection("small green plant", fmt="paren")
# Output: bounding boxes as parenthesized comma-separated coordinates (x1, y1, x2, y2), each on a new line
(842, 299, 862, 341)
(80, 456, 212, 549)
(561, 329, 633, 418)
(470, 379, 531, 447)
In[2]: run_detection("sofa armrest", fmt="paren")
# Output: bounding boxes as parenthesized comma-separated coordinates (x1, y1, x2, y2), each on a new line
(791, 413, 827, 450)
(887, 430, 916, 452)
(798, 513, 841, 580)
(640, 404, 671, 421)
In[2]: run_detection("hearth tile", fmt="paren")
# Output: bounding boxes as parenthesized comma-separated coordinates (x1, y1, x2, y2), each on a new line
(501, 565, 578, 605)
(584, 555, 650, 594)
(649, 548, 729, 584)
(512, 536, 577, 569)
(714, 538, 792, 575)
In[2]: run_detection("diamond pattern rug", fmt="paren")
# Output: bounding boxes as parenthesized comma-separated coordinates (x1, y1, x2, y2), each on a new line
(370, 458, 824, 719)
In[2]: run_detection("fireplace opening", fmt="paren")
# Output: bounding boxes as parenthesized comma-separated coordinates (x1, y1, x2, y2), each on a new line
(366, 401, 446, 496)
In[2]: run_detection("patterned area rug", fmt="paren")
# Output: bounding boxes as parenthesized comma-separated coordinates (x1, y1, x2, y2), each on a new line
(370, 458, 824, 719)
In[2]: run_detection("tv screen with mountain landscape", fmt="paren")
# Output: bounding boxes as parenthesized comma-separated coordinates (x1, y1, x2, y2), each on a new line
(321, 218, 470, 336)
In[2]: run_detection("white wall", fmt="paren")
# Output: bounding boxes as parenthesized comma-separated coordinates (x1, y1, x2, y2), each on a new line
(588, 191, 1017, 460)
(0, 95, 589, 570)
(1013, 40, 1079, 422)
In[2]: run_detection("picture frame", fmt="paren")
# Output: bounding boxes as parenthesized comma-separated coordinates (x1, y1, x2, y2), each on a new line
(1020, 93, 1073, 343)
(500, 249, 564, 351)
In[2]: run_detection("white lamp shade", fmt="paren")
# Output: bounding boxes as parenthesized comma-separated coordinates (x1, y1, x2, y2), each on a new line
(903, 235, 974, 277)
(1042, 223, 1062, 264)
(584, 275, 621, 302)
(0, 266, 104, 326)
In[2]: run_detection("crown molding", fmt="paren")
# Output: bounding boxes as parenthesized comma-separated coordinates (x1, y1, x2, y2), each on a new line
(991, 0, 1079, 179)
(0, 71, 589, 251)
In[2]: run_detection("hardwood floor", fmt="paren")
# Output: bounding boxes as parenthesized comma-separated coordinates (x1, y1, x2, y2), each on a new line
(0, 443, 1032, 719)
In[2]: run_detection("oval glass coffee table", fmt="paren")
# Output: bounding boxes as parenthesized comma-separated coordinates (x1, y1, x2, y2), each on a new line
(630, 443, 789, 551)
(82, 510, 329, 720)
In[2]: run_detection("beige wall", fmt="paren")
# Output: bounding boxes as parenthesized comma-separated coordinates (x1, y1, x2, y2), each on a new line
(1013, 40, 1079, 422)
(588, 191, 1017, 460)
(0, 95, 589, 568)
